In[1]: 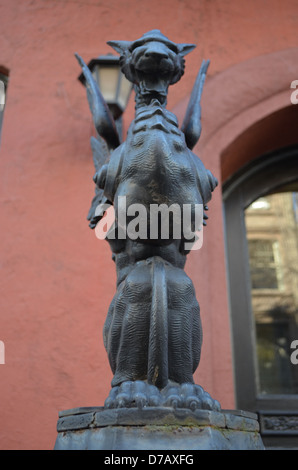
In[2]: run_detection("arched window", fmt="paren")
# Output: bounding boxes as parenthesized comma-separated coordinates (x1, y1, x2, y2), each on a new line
(224, 146, 298, 449)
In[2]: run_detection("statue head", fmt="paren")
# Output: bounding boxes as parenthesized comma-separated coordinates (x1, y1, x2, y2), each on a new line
(108, 30, 195, 106)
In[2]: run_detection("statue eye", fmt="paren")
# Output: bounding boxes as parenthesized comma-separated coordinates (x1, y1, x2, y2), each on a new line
(167, 44, 178, 53)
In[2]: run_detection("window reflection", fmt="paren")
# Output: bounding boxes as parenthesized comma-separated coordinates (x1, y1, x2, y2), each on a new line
(245, 191, 298, 395)
(248, 239, 281, 289)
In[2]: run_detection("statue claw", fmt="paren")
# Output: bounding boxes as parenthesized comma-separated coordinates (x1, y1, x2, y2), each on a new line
(104, 381, 221, 412)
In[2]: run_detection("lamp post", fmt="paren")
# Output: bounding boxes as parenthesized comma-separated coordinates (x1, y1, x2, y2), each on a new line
(78, 54, 133, 139)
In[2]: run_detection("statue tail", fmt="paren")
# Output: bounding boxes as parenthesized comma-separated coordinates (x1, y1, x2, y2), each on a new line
(147, 257, 169, 389)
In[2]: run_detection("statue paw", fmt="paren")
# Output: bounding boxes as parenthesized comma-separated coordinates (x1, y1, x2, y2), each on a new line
(104, 380, 162, 409)
(162, 382, 221, 412)
(104, 380, 220, 412)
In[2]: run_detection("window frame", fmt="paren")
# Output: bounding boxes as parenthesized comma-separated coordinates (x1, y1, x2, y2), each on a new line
(223, 145, 298, 448)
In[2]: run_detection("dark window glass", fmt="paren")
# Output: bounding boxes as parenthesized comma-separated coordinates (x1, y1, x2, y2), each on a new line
(245, 192, 298, 395)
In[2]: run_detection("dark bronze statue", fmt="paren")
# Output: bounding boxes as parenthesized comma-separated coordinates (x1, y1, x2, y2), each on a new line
(75, 30, 220, 411)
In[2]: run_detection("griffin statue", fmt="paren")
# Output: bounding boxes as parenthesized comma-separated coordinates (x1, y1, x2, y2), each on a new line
(75, 30, 220, 411)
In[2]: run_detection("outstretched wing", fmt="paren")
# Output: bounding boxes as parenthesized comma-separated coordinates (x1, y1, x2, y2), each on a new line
(75, 53, 120, 151)
(181, 59, 210, 150)
(90, 134, 109, 173)
(75, 53, 119, 228)
(87, 135, 112, 229)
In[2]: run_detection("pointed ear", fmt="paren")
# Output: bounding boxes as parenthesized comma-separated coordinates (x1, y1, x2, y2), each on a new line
(177, 43, 196, 57)
(107, 40, 132, 55)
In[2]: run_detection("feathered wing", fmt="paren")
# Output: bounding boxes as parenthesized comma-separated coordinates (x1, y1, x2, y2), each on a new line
(75, 53, 120, 150)
(181, 59, 210, 150)
(75, 53, 120, 228)
(87, 136, 112, 229)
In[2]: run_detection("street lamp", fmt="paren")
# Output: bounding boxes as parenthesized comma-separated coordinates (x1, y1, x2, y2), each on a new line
(78, 54, 133, 137)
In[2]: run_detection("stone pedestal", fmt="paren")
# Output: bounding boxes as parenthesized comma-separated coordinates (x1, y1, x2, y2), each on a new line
(54, 407, 264, 450)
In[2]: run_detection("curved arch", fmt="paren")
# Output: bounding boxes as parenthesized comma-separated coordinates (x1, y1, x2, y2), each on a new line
(223, 143, 298, 203)
(173, 47, 298, 184)
(221, 105, 298, 184)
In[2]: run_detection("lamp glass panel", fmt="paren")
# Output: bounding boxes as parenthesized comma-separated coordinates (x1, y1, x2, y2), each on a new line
(98, 65, 119, 103)
(117, 74, 133, 111)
